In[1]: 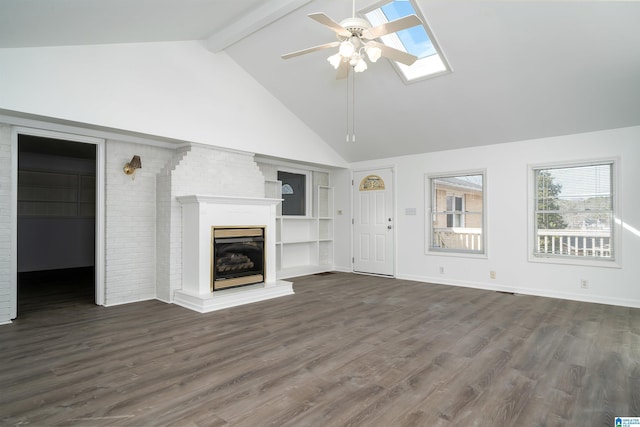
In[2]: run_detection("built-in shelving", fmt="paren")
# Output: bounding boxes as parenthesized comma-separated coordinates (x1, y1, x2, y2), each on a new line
(263, 169, 334, 279)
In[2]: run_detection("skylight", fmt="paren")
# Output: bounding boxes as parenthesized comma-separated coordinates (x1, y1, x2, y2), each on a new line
(363, 0, 450, 83)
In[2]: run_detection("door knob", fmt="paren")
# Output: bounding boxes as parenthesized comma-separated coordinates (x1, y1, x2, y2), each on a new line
(387, 225, 392, 230)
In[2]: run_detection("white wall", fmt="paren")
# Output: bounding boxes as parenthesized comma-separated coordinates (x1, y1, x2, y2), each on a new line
(104, 140, 173, 306)
(0, 125, 14, 323)
(339, 126, 640, 307)
(331, 167, 352, 272)
(0, 41, 347, 168)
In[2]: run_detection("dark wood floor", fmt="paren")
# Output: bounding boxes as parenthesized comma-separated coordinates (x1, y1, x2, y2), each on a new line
(1, 272, 639, 426)
(16, 268, 95, 317)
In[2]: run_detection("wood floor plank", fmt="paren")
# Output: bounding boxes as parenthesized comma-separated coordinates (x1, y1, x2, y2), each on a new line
(1, 271, 639, 426)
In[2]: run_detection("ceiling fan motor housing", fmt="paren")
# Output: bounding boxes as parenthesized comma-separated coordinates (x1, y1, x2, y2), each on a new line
(339, 17, 370, 37)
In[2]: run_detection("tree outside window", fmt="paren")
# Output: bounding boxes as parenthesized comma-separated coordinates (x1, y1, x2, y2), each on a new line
(533, 162, 613, 260)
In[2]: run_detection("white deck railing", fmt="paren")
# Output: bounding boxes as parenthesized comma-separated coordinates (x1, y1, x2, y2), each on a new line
(537, 229, 611, 257)
(433, 228, 482, 251)
(433, 228, 611, 258)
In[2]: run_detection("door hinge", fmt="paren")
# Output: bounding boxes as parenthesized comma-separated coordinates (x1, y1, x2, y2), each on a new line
(351, 179, 354, 186)
(351, 218, 354, 225)
(352, 257, 355, 264)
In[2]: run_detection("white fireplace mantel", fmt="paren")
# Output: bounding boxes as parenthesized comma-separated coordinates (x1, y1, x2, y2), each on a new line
(173, 194, 293, 313)
(177, 194, 282, 206)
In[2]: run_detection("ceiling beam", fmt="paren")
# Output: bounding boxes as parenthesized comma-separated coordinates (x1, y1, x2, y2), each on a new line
(204, 0, 312, 53)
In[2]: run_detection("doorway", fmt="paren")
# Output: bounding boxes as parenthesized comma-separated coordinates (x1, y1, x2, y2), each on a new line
(352, 168, 395, 276)
(17, 134, 97, 315)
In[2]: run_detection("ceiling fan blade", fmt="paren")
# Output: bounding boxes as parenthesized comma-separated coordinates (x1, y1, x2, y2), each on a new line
(281, 41, 340, 59)
(367, 40, 418, 66)
(362, 14, 422, 39)
(308, 12, 351, 37)
(336, 59, 350, 80)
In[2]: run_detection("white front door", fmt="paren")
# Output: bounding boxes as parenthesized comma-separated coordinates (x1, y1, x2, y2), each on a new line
(352, 168, 394, 276)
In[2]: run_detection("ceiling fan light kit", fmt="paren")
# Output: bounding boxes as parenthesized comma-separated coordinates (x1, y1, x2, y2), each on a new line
(327, 53, 342, 68)
(352, 56, 367, 72)
(326, 29, 382, 74)
(366, 45, 382, 62)
(338, 39, 355, 57)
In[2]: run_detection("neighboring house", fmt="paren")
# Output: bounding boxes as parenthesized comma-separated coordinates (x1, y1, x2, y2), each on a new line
(432, 176, 483, 251)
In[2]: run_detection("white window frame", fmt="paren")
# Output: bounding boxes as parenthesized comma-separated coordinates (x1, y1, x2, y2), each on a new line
(425, 170, 487, 257)
(361, 0, 452, 84)
(277, 167, 312, 218)
(527, 158, 621, 268)
(446, 194, 465, 228)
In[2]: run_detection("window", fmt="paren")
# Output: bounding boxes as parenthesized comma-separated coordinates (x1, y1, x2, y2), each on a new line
(446, 195, 463, 227)
(427, 172, 485, 254)
(277, 169, 312, 216)
(363, 0, 450, 83)
(532, 161, 615, 262)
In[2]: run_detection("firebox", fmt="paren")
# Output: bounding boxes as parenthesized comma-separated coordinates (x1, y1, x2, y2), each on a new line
(212, 227, 265, 291)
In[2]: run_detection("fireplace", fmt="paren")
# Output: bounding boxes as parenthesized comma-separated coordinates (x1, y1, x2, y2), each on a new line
(175, 195, 292, 314)
(212, 227, 265, 291)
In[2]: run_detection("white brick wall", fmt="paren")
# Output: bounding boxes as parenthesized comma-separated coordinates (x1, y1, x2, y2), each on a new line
(0, 132, 267, 318)
(156, 144, 265, 302)
(0, 125, 13, 322)
(258, 162, 279, 181)
(104, 140, 173, 306)
(156, 146, 189, 302)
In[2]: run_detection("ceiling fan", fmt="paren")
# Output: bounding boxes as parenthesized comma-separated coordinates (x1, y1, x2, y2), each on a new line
(281, 3, 422, 79)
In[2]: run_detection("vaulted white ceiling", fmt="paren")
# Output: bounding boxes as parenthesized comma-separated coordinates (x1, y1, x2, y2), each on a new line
(1, 0, 639, 163)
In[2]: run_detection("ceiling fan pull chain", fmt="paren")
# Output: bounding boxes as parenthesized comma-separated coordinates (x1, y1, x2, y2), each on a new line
(346, 69, 350, 142)
(352, 70, 356, 143)
(346, 71, 357, 143)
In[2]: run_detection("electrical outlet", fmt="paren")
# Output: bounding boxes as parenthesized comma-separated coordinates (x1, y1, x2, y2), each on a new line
(439, 266, 444, 274)
(581, 279, 589, 289)
(490, 271, 496, 279)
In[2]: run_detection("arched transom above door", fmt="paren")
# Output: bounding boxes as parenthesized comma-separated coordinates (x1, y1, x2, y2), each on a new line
(359, 175, 385, 191)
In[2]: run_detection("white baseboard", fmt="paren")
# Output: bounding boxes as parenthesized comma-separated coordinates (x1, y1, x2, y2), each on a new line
(155, 295, 171, 304)
(396, 273, 640, 309)
(103, 296, 155, 307)
(277, 265, 333, 280)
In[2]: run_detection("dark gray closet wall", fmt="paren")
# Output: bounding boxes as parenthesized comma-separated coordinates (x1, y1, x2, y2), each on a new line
(18, 136, 96, 272)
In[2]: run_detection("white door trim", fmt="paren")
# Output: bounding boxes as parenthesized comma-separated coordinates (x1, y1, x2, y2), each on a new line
(350, 165, 397, 277)
(11, 127, 106, 318)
